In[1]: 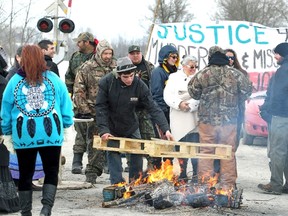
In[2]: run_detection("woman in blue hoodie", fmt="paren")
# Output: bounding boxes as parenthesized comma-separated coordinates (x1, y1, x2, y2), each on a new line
(1, 45, 74, 216)
(150, 45, 180, 169)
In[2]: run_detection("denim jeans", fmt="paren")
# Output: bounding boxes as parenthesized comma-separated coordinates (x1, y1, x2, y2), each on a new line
(107, 129, 143, 184)
(178, 133, 199, 179)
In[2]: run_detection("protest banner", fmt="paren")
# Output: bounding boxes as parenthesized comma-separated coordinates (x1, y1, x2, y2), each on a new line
(146, 20, 288, 91)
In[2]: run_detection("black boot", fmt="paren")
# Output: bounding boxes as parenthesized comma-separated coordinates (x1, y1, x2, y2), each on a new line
(19, 190, 32, 216)
(40, 184, 57, 216)
(71, 153, 83, 174)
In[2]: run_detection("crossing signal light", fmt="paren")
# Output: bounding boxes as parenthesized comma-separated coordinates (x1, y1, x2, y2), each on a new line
(37, 18, 53, 33)
(59, 19, 75, 33)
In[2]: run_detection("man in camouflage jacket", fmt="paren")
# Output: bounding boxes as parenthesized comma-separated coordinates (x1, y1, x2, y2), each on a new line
(73, 39, 116, 183)
(188, 46, 252, 189)
(65, 32, 97, 175)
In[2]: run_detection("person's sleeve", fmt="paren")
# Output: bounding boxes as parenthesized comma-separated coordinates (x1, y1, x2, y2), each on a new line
(59, 79, 74, 128)
(150, 70, 166, 109)
(0, 81, 13, 135)
(163, 76, 182, 110)
(65, 59, 75, 94)
(238, 73, 253, 102)
(141, 83, 170, 133)
(95, 79, 110, 136)
(73, 68, 91, 115)
(188, 75, 202, 100)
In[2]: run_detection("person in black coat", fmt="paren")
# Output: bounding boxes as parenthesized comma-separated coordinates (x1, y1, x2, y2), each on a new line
(96, 57, 174, 185)
(0, 74, 20, 213)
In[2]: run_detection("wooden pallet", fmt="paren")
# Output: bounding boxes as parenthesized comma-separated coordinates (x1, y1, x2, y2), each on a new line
(93, 136, 232, 160)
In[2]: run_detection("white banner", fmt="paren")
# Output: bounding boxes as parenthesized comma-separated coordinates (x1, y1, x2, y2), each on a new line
(146, 21, 288, 90)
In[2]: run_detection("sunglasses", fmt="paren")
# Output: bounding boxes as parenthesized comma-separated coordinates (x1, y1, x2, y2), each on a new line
(170, 55, 178, 59)
(227, 56, 235, 60)
(186, 65, 198, 69)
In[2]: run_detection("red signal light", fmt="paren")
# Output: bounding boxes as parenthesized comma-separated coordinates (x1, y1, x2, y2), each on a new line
(59, 19, 75, 33)
(37, 18, 53, 33)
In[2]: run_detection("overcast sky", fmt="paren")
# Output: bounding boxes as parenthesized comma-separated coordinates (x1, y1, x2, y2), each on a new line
(9, 0, 216, 42)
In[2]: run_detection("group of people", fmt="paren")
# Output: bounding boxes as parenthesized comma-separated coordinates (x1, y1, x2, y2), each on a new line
(0, 28, 287, 216)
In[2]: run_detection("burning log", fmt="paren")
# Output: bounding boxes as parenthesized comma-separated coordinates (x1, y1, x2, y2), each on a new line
(102, 191, 146, 208)
(185, 193, 214, 208)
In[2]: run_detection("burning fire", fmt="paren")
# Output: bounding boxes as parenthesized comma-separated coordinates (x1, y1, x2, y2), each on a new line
(114, 160, 234, 200)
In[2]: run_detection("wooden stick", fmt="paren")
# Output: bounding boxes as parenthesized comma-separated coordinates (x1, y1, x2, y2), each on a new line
(102, 191, 146, 208)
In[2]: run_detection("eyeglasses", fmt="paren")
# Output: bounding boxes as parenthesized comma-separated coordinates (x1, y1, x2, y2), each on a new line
(186, 65, 198, 69)
(226, 56, 235, 60)
(170, 55, 178, 59)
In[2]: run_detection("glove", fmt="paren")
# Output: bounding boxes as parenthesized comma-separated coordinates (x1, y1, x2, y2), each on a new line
(63, 125, 77, 144)
(3, 134, 15, 154)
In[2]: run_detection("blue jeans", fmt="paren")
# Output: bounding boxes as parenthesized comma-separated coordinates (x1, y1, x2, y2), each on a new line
(107, 129, 143, 184)
(178, 133, 199, 179)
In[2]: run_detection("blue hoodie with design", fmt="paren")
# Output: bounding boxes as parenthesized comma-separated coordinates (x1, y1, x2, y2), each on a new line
(1, 70, 74, 149)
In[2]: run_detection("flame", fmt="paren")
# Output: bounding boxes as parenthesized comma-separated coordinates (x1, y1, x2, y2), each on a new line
(112, 161, 234, 202)
(146, 160, 175, 183)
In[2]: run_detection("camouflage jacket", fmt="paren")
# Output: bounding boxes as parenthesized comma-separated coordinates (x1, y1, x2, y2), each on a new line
(188, 65, 252, 125)
(73, 56, 117, 116)
(65, 51, 94, 94)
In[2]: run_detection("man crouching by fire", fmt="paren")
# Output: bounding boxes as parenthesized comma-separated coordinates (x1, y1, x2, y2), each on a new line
(95, 57, 173, 185)
(187, 46, 252, 189)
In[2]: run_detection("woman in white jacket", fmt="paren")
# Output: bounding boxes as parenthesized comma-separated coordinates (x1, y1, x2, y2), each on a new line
(164, 55, 199, 182)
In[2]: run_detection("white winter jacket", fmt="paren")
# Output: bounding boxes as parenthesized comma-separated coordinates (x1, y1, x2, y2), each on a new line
(164, 70, 199, 141)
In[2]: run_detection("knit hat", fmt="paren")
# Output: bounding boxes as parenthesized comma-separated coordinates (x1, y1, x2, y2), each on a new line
(116, 57, 136, 73)
(274, 42, 288, 57)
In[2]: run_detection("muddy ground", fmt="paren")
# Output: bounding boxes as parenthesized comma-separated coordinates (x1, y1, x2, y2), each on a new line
(7, 137, 288, 216)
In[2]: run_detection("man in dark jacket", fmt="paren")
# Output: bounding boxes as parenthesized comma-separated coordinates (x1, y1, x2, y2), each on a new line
(258, 42, 288, 195)
(38, 40, 59, 76)
(96, 57, 173, 185)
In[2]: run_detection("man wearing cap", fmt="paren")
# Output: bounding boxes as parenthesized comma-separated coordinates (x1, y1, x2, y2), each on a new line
(126, 45, 156, 171)
(65, 32, 98, 175)
(73, 39, 116, 184)
(96, 57, 173, 185)
(258, 42, 288, 195)
(188, 45, 252, 189)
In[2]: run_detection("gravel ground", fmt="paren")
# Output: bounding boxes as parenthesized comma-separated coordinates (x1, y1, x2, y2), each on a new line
(8, 137, 288, 216)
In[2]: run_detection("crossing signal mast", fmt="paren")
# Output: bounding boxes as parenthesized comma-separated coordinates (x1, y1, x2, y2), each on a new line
(37, 0, 74, 54)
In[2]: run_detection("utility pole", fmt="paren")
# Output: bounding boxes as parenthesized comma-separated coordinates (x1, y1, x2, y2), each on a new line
(145, 0, 161, 55)
(44, 0, 69, 54)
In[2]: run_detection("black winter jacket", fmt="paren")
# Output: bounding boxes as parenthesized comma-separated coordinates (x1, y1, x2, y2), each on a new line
(96, 72, 170, 137)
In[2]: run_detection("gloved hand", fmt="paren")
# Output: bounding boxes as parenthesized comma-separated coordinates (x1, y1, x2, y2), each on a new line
(3, 134, 15, 154)
(63, 125, 77, 144)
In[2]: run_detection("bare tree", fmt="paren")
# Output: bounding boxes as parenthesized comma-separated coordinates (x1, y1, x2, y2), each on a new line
(148, 0, 194, 24)
(214, 0, 288, 27)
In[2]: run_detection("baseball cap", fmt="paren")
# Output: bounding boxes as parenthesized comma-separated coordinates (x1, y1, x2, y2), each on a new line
(128, 45, 141, 53)
(73, 32, 94, 42)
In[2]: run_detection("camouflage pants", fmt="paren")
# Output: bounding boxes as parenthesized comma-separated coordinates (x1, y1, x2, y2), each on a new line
(73, 121, 105, 176)
(131, 110, 157, 170)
